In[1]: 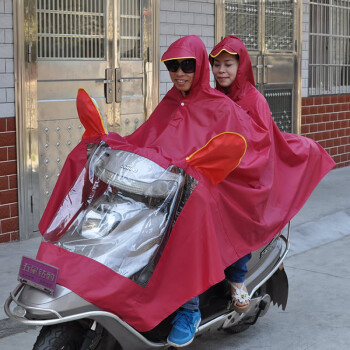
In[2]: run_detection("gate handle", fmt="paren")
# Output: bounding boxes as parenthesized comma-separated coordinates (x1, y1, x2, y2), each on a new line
(104, 68, 113, 104)
(263, 64, 274, 84)
(115, 68, 121, 103)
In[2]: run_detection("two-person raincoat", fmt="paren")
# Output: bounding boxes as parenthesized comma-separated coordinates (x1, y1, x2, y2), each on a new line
(37, 35, 335, 332)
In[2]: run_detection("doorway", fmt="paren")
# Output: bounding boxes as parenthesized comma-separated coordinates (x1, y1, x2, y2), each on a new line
(15, 0, 159, 239)
(215, 0, 302, 134)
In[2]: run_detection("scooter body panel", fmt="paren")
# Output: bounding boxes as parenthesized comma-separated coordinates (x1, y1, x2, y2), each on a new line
(5, 231, 288, 349)
(4, 144, 290, 349)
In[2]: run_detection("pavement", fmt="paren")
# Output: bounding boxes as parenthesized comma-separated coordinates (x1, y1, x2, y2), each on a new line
(1, 166, 350, 349)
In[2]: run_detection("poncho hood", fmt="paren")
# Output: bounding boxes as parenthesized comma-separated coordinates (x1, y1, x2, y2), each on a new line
(209, 35, 255, 102)
(161, 35, 210, 93)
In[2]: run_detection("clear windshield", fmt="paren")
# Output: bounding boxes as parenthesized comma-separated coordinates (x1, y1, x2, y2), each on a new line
(42, 142, 188, 286)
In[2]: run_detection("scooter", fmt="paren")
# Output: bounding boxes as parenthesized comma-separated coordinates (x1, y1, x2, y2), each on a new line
(4, 141, 290, 350)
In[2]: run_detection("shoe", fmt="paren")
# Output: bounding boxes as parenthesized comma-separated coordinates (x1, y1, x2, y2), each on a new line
(167, 308, 201, 347)
(230, 282, 250, 313)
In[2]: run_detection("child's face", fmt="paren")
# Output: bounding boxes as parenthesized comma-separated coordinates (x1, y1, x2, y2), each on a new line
(212, 51, 239, 89)
(168, 59, 195, 97)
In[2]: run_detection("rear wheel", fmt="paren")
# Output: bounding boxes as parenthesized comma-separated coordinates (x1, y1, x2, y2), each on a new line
(32, 321, 121, 350)
(33, 322, 85, 350)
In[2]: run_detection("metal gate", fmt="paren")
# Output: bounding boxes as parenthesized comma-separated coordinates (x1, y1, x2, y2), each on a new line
(16, 0, 159, 238)
(216, 0, 301, 133)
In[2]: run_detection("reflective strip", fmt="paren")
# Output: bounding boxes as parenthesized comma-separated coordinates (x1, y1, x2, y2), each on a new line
(161, 56, 196, 62)
(209, 49, 237, 58)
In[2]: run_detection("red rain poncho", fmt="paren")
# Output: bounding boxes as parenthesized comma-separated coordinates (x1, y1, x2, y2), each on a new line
(37, 35, 335, 332)
(209, 35, 318, 164)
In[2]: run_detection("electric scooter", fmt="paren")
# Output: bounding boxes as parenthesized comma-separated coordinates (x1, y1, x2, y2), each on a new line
(4, 142, 289, 350)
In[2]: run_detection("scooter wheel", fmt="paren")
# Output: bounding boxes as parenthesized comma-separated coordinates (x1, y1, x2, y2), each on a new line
(32, 322, 85, 350)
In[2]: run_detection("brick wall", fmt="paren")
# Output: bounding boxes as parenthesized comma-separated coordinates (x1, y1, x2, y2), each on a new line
(0, 117, 19, 243)
(1, 0, 17, 243)
(301, 94, 350, 168)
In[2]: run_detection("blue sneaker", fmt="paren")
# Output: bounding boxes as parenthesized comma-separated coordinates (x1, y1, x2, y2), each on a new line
(167, 308, 201, 347)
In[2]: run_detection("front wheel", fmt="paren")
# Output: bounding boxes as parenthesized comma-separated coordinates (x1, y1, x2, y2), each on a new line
(33, 322, 85, 350)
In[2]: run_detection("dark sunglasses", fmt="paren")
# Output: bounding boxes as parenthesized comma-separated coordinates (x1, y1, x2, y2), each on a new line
(164, 59, 196, 73)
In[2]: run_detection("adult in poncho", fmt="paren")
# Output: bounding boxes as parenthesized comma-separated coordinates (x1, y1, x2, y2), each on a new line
(36, 35, 335, 334)
(209, 34, 336, 315)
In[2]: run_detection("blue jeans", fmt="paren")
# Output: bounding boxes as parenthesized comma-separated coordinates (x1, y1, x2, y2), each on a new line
(225, 253, 252, 283)
(182, 253, 252, 310)
(182, 296, 200, 311)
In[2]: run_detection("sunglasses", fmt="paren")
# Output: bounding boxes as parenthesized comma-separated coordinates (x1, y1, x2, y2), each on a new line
(164, 59, 196, 73)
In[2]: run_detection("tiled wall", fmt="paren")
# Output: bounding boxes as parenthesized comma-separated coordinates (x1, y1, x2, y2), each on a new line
(0, 1, 17, 243)
(0, 0, 14, 117)
(301, 94, 350, 168)
(159, 0, 215, 97)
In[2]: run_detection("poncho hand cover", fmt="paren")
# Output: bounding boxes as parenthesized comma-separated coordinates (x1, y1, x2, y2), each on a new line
(37, 35, 335, 333)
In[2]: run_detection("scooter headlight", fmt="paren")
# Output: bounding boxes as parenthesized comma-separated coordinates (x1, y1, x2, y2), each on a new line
(144, 179, 177, 198)
(93, 149, 182, 199)
(81, 204, 122, 239)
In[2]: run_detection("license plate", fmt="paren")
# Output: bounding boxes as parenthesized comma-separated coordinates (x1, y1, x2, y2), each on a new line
(18, 256, 59, 295)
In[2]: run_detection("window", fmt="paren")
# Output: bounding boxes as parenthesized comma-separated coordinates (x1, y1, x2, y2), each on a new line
(225, 0, 259, 50)
(119, 0, 142, 59)
(224, 0, 294, 52)
(309, 0, 350, 95)
(37, 0, 105, 59)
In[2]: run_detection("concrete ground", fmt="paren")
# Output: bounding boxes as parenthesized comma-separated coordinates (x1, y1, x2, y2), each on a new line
(186, 235, 350, 350)
(1, 166, 350, 349)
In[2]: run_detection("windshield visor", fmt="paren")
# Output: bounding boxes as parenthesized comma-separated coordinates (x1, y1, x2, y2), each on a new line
(42, 143, 189, 286)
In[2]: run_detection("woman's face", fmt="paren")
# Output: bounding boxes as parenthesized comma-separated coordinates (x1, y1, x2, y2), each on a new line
(212, 51, 239, 90)
(168, 59, 195, 97)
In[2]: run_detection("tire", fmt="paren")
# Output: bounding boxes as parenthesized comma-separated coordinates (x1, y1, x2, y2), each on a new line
(33, 322, 86, 350)
(91, 325, 122, 350)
